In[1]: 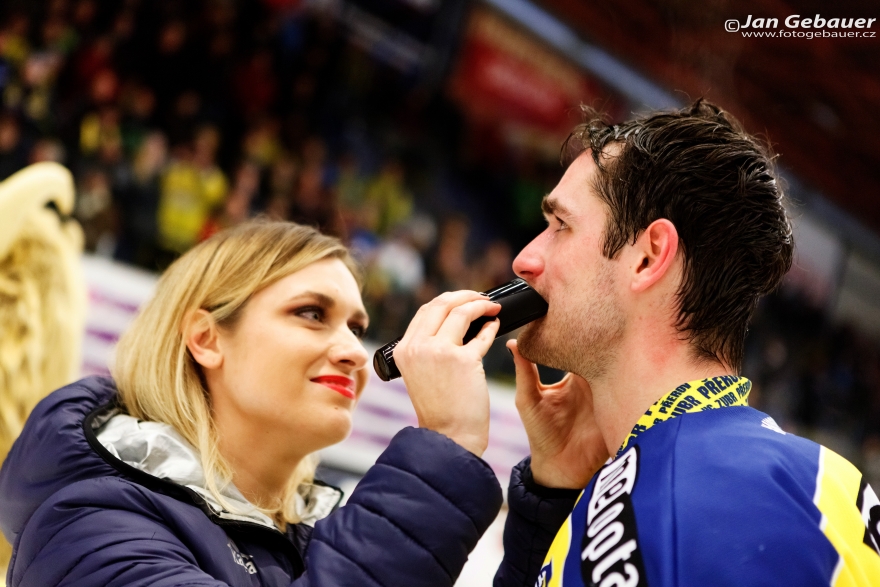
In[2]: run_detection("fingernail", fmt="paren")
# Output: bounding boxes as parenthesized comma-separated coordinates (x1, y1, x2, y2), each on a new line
(506, 347, 513, 357)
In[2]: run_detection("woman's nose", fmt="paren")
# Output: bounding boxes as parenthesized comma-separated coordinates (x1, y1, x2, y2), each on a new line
(329, 329, 369, 371)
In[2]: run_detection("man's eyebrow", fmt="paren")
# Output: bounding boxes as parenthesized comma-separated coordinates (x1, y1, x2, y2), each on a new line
(288, 291, 368, 322)
(541, 196, 573, 219)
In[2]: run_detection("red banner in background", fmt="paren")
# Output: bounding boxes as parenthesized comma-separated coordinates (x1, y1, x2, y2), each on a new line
(448, 7, 625, 152)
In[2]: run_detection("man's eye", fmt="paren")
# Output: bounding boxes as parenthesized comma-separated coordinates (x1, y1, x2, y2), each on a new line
(555, 219, 568, 232)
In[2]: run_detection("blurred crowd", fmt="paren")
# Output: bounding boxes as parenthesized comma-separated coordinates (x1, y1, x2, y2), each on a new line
(0, 0, 553, 346)
(1, 0, 878, 485)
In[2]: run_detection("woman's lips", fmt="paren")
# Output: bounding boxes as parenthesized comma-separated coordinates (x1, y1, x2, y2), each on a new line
(311, 375, 356, 399)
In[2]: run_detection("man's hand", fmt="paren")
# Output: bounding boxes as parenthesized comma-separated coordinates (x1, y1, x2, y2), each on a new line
(393, 291, 501, 457)
(508, 340, 610, 489)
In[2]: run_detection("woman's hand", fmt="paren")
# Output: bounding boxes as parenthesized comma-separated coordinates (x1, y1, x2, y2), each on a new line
(393, 291, 501, 457)
(508, 339, 610, 489)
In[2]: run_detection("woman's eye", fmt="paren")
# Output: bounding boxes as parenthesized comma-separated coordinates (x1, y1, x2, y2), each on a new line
(296, 307, 324, 322)
(350, 325, 367, 339)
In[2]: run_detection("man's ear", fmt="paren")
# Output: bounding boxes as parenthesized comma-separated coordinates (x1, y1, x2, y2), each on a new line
(183, 309, 224, 370)
(630, 219, 679, 292)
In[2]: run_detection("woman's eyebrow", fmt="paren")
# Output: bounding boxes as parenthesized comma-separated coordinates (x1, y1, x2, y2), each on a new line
(287, 291, 335, 307)
(287, 291, 368, 322)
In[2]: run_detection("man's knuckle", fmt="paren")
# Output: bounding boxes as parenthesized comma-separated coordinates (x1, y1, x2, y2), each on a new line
(428, 344, 449, 359)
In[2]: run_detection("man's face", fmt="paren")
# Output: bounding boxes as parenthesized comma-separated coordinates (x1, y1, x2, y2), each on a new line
(512, 151, 626, 380)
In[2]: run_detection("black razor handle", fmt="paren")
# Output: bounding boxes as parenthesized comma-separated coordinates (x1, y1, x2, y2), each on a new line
(372, 278, 548, 381)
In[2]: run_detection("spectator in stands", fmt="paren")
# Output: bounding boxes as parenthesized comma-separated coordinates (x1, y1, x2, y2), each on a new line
(29, 137, 66, 165)
(78, 104, 120, 160)
(0, 221, 502, 586)
(164, 90, 204, 148)
(73, 167, 114, 253)
(267, 151, 299, 211)
(157, 125, 227, 256)
(242, 117, 283, 170)
(289, 157, 342, 237)
(363, 158, 413, 237)
(0, 113, 26, 181)
(367, 220, 429, 341)
(113, 131, 167, 269)
(118, 83, 156, 156)
(431, 214, 472, 292)
(200, 160, 261, 241)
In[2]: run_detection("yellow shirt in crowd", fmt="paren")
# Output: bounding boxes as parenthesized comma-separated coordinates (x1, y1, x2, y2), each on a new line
(157, 161, 228, 253)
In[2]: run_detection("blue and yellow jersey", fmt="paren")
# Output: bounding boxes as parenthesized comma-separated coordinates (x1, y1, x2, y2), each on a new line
(536, 377, 880, 587)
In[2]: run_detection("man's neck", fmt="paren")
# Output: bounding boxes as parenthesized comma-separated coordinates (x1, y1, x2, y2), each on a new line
(586, 331, 732, 455)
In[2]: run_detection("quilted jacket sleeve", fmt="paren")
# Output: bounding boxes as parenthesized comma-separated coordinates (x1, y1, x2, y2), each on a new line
(6, 428, 501, 587)
(493, 458, 580, 587)
(294, 426, 503, 587)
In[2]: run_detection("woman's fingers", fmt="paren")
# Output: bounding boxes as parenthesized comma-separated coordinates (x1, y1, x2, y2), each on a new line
(463, 315, 501, 356)
(391, 291, 498, 458)
(402, 290, 487, 341)
(435, 299, 501, 344)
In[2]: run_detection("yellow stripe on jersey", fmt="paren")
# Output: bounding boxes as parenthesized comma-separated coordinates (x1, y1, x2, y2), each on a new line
(541, 516, 571, 587)
(814, 446, 880, 586)
(538, 492, 584, 587)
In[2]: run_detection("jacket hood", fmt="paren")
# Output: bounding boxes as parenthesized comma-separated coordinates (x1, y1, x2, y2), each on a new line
(0, 376, 341, 544)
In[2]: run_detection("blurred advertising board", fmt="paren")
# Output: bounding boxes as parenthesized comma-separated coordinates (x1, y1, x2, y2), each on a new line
(447, 6, 626, 153)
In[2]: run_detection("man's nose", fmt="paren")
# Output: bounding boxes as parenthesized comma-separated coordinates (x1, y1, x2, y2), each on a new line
(512, 235, 545, 282)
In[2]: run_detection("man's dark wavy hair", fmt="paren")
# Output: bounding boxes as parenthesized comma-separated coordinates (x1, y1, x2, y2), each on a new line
(562, 99, 793, 371)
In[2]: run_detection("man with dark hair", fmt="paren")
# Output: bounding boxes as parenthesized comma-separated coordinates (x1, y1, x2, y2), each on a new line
(394, 100, 879, 586)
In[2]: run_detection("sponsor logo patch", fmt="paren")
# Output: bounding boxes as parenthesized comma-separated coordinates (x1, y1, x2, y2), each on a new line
(857, 478, 880, 556)
(580, 446, 647, 587)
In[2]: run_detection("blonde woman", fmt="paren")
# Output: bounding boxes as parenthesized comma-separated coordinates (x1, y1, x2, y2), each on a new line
(0, 221, 503, 587)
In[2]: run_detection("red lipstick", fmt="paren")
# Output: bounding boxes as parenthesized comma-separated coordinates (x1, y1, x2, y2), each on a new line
(311, 375, 356, 399)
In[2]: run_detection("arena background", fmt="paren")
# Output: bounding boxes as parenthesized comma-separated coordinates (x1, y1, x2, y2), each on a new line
(1, 0, 878, 583)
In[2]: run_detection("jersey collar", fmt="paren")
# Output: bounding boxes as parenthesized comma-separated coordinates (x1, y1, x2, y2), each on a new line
(618, 376, 752, 453)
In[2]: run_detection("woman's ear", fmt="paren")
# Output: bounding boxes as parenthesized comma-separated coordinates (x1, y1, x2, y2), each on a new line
(630, 219, 679, 293)
(183, 309, 224, 370)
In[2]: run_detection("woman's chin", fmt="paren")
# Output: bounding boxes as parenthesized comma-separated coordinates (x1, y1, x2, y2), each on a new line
(315, 408, 354, 446)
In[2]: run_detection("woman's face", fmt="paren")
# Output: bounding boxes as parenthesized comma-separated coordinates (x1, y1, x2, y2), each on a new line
(208, 257, 370, 452)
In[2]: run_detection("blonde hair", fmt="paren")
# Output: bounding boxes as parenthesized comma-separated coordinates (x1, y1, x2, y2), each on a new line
(113, 220, 361, 527)
(0, 163, 85, 573)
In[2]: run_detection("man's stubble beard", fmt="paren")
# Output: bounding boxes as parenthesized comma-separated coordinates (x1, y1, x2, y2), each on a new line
(517, 261, 625, 381)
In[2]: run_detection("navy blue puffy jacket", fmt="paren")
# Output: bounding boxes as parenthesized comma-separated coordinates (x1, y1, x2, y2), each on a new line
(0, 376, 503, 587)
